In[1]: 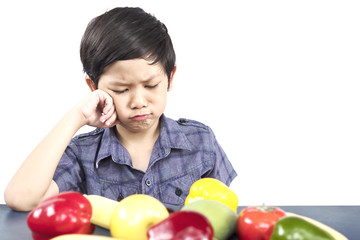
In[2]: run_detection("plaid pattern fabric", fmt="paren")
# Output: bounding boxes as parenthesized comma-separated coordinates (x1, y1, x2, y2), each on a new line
(53, 115, 237, 206)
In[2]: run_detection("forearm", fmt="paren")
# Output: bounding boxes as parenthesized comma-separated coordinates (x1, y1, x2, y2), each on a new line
(4, 108, 86, 211)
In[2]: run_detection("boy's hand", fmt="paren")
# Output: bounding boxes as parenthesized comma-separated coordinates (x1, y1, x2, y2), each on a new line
(76, 90, 119, 128)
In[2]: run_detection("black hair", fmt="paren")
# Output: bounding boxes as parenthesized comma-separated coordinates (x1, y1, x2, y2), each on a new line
(80, 7, 176, 87)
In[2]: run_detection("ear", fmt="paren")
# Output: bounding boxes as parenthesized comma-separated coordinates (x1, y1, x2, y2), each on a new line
(167, 65, 177, 91)
(85, 75, 97, 92)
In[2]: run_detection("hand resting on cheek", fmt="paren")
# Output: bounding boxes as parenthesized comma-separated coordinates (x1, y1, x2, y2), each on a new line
(76, 89, 120, 128)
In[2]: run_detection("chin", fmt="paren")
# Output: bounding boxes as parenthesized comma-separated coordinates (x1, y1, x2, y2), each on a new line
(118, 118, 158, 133)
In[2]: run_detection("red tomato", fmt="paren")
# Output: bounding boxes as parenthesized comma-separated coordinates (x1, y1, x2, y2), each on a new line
(237, 205, 286, 240)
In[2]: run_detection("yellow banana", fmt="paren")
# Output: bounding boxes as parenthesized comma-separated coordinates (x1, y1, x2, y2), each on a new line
(286, 212, 348, 240)
(51, 234, 119, 240)
(84, 195, 118, 229)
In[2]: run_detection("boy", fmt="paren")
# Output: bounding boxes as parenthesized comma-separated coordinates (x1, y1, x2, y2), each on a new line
(5, 7, 237, 211)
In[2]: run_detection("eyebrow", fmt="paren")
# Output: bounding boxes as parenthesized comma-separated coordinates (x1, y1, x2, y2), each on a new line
(108, 73, 160, 86)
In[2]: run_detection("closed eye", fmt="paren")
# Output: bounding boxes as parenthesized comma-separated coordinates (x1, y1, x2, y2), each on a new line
(145, 83, 159, 89)
(113, 89, 128, 94)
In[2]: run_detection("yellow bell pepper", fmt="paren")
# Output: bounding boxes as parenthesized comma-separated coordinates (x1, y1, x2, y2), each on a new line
(185, 178, 238, 212)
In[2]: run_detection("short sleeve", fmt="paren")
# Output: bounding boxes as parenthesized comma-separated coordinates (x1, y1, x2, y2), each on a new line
(203, 128, 237, 186)
(53, 140, 86, 193)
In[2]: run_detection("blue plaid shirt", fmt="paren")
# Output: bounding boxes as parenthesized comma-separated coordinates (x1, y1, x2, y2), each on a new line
(53, 115, 237, 207)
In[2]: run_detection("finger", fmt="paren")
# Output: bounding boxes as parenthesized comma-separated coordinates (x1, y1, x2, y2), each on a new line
(100, 102, 116, 123)
(102, 93, 114, 115)
(104, 110, 119, 127)
(93, 90, 110, 113)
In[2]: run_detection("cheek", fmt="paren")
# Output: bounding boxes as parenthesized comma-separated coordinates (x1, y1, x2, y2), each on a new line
(145, 88, 167, 106)
(153, 92, 168, 110)
(111, 96, 127, 113)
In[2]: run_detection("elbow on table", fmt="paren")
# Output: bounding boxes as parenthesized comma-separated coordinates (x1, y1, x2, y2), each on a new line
(4, 188, 39, 212)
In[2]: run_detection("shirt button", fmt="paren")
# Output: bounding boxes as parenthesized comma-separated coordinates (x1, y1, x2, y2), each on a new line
(179, 118, 187, 123)
(175, 188, 183, 196)
(145, 179, 152, 186)
(117, 194, 124, 201)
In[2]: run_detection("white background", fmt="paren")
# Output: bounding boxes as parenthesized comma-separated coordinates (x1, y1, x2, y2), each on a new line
(1, 0, 359, 205)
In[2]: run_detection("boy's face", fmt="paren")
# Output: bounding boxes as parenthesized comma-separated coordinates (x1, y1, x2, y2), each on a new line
(95, 58, 174, 134)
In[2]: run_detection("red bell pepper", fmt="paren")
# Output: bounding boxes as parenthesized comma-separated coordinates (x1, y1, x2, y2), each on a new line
(147, 210, 214, 240)
(27, 191, 95, 240)
(237, 205, 286, 240)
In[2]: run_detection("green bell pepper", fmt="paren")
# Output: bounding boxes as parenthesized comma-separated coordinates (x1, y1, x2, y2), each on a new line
(271, 216, 335, 240)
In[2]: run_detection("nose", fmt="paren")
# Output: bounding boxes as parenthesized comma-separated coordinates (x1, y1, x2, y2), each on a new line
(129, 89, 147, 109)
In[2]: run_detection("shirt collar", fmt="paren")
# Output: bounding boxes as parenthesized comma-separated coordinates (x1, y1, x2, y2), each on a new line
(95, 115, 192, 168)
(95, 127, 130, 168)
(157, 114, 192, 151)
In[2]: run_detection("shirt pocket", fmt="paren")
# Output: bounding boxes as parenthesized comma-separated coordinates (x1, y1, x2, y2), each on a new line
(96, 158, 143, 201)
(158, 172, 196, 206)
(100, 179, 140, 201)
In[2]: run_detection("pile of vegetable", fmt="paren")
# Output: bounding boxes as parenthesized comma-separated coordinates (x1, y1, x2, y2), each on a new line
(26, 178, 347, 240)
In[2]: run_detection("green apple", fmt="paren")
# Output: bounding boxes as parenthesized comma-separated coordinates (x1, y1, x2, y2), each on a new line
(181, 199, 238, 240)
(110, 194, 169, 240)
